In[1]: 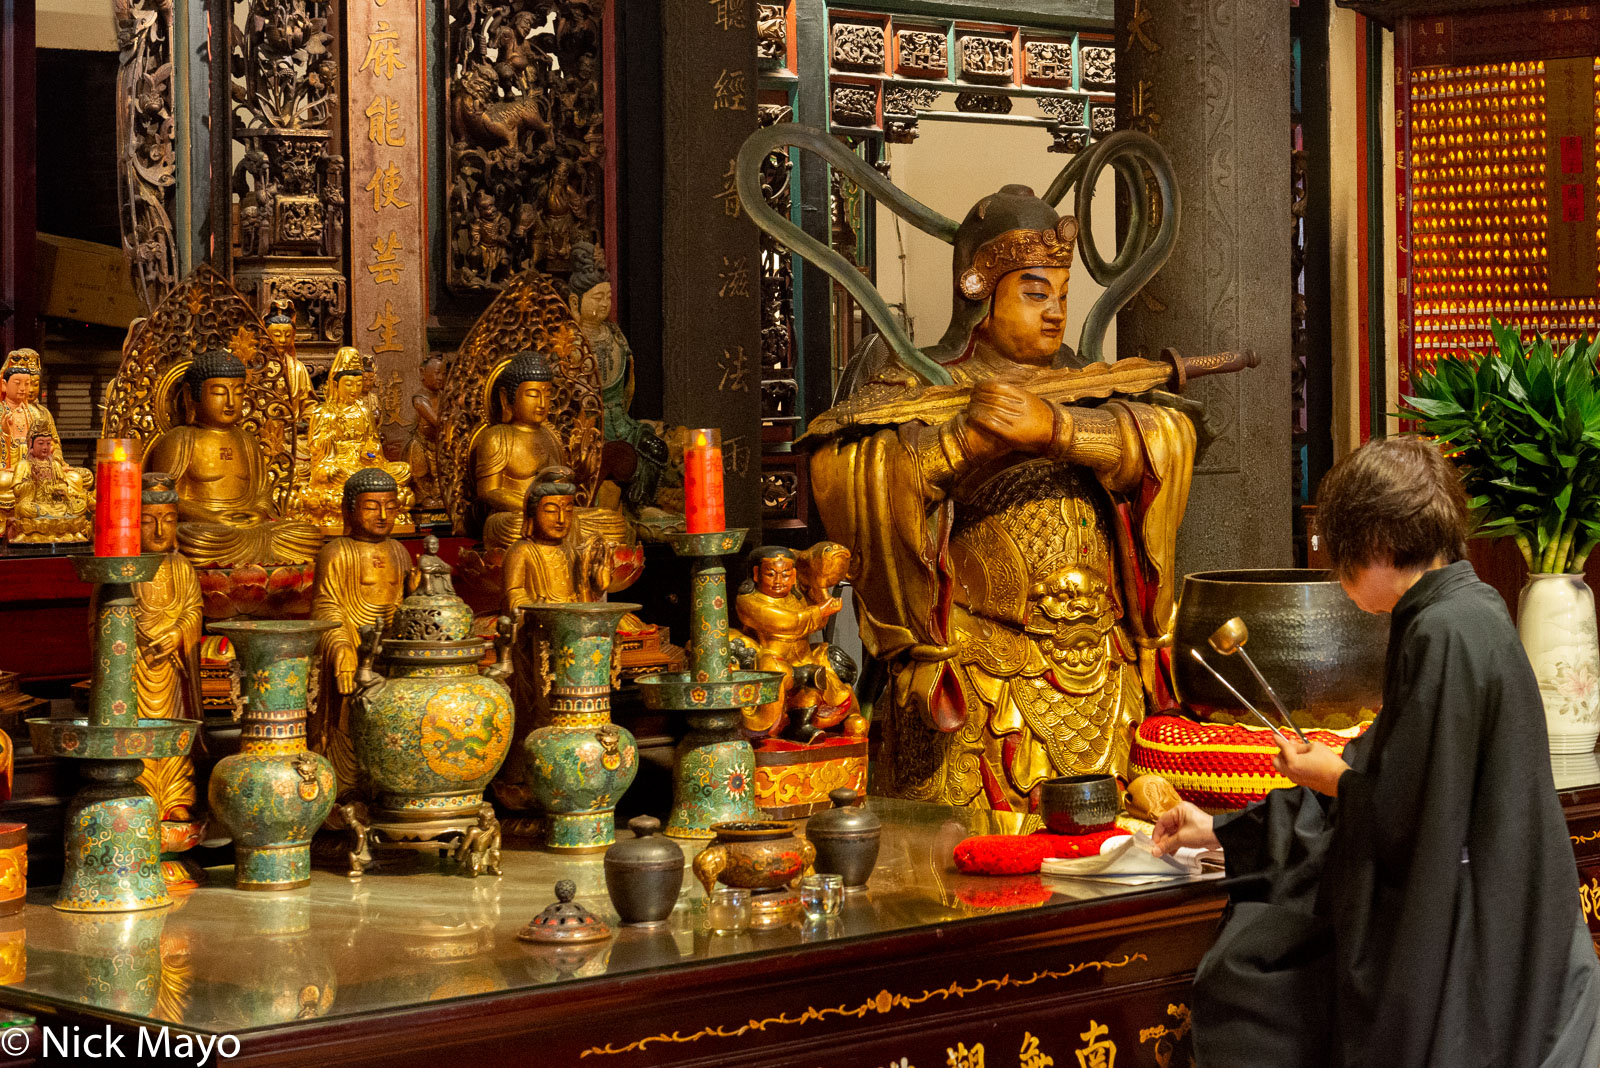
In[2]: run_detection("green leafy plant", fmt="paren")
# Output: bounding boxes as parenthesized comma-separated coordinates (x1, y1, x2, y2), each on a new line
(1402, 319, 1600, 574)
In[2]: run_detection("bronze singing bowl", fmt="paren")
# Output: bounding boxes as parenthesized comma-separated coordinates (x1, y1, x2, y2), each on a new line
(1174, 570, 1388, 730)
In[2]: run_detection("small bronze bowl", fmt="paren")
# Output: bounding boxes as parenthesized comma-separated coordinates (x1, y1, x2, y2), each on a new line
(1039, 774, 1118, 835)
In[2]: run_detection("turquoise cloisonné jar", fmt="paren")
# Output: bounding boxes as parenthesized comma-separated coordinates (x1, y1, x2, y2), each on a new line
(207, 620, 340, 890)
(522, 602, 640, 853)
(351, 583, 515, 820)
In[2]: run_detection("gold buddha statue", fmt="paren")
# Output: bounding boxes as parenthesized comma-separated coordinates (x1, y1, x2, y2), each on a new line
(144, 348, 323, 566)
(496, 465, 640, 810)
(807, 184, 1197, 812)
(127, 473, 203, 824)
(288, 346, 415, 536)
(471, 350, 567, 551)
(4, 420, 92, 543)
(0, 349, 60, 471)
(503, 465, 623, 611)
(309, 467, 413, 798)
(263, 300, 317, 425)
(733, 544, 862, 743)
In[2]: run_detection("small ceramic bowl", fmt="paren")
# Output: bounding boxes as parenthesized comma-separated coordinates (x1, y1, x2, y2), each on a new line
(1039, 774, 1119, 835)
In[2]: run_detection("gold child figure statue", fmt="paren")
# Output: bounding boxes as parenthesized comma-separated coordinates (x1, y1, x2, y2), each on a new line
(127, 472, 204, 832)
(289, 345, 415, 535)
(310, 467, 413, 799)
(472, 350, 568, 552)
(144, 348, 322, 566)
(4, 421, 92, 543)
(733, 544, 863, 743)
(807, 185, 1197, 812)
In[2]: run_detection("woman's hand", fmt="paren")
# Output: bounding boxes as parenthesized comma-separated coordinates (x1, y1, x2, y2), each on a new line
(1150, 801, 1219, 856)
(1272, 732, 1350, 797)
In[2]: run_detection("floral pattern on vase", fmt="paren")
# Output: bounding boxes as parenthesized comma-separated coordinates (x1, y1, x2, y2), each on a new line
(1518, 573, 1600, 756)
(207, 620, 340, 890)
(522, 602, 640, 853)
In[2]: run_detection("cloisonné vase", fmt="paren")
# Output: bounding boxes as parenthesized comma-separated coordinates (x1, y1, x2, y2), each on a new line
(208, 619, 339, 890)
(28, 555, 196, 912)
(522, 602, 640, 853)
(351, 583, 514, 819)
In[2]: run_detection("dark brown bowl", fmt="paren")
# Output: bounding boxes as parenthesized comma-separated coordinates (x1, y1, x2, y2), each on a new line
(1039, 774, 1119, 835)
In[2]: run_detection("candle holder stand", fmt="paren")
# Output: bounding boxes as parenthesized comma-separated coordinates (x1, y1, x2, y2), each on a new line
(633, 530, 782, 839)
(28, 555, 197, 912)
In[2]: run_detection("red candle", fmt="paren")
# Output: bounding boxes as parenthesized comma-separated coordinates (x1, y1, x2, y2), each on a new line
(684, 428, 725, 533)
(94, 438, 142, 557)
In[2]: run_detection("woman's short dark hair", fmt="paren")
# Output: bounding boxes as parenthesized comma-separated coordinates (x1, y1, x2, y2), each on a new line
(1316, 435, 1470, 577)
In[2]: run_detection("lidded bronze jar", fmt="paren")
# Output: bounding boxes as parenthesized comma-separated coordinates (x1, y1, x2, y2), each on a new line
(604, 816, 684, 928)
(805, 788, 881, 890)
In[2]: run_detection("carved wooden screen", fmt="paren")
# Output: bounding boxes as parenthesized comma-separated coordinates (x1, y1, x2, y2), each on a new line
(443, 0, 605, 291)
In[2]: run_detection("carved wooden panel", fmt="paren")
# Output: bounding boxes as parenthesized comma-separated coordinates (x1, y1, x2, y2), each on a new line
(227, 0, 348, 356)
(831, 84, 878, 127)
(114, 0, 179, 313)
(959, 34, 1014, 80)
(830, 22, 884, 70)
(757, 4, 787, 68)
(1024, 40, 1073, 85)
(895, 28, 947, 77)
(444, 0, 604, 291)
(1082, 44, 1117, 87)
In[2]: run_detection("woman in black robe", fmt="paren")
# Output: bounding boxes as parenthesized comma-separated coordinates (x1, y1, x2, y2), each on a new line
(1154, 436, 1600, 1067)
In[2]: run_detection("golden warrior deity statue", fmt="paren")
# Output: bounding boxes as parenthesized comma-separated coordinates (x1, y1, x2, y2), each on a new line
(733, 544, 863, 743)
(289, 345, 415, 535)
(738, 126, 1214, 814)
(126, 472, 204, 826)
(472, 350, 569, 552)
(145, 349, 323, 566)
(310, 467, 413, 798)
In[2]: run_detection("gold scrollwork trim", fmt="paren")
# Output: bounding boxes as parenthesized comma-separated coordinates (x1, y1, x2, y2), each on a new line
(578, 953, 1148, 1058)
(1573, 829, 1600, 846)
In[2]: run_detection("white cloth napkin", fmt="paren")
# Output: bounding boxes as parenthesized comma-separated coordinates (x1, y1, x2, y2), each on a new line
(1039, 831, 1209, 884)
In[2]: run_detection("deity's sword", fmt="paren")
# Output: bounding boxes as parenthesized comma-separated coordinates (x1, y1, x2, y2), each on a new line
(803, 347, 1259, 439)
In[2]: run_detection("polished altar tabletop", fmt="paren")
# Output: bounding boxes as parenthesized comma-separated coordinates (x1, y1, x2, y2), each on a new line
(0, 798, 1223, 1039)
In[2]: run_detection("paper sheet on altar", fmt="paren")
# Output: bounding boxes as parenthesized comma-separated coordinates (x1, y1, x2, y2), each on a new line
(1039, 832, 1222, 884)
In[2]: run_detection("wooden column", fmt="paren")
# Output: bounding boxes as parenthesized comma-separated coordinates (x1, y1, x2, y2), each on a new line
(0, 0, 37, 352)
(347, 0, 429, 432)
(661, 0, 763, 534)
(1116, 0, 1293, 574)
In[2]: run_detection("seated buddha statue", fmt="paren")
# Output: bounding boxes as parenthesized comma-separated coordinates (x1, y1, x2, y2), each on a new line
(310, 467, 413, 799)
(288, 346, 414, 536)
(144, 348, 322, 566)
(4, 421, 92, 543)
(472, 350, 568, 552)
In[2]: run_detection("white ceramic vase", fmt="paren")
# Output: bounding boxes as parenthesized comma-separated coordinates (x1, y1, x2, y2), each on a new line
(1518, 573, 1600, 757)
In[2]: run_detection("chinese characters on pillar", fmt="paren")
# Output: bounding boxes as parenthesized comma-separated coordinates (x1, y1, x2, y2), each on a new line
(347, 0, 429, 424)
(662, 0, 762, 530)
